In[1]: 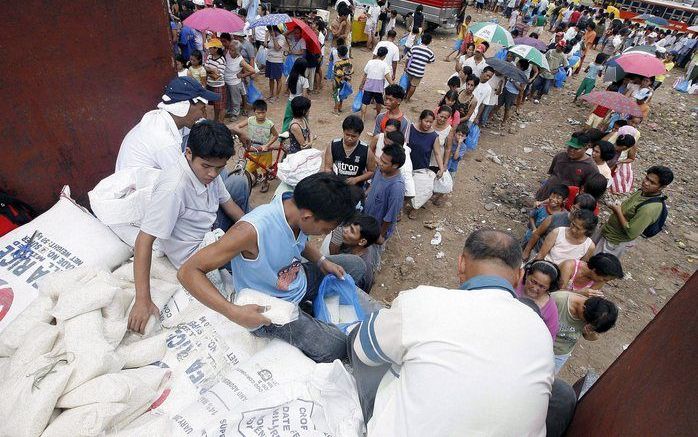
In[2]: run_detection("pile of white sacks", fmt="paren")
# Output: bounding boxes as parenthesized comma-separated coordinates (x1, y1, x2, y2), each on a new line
(0, 188, 364, 436)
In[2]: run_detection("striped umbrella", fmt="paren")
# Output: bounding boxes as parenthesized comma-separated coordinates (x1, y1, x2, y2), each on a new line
(248, 13, 292, 29)
(514, 36, 548, 51)
(581, 91, 643, 117)
(631, 14, 669, 27)
(508, 44, 550, 70)
(468, 22, 515, 47)
(623, 45, 657, 56)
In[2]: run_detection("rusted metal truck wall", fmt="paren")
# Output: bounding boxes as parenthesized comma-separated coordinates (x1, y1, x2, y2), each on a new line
(0, 1, 174, 211)
(566, 271, 698, 436)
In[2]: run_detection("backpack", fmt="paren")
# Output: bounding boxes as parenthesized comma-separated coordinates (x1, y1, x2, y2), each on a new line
(637, 196, 668, 238)
(0, 191, 35, 237)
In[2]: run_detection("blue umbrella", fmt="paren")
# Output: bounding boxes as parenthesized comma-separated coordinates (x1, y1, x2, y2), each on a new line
(248, 13, 292, 29)
(632, 14, 669, 27)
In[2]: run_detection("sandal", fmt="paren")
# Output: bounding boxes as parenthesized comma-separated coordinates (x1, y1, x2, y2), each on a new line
(249, 172, 259, 188)
(260, 179, 270, 193)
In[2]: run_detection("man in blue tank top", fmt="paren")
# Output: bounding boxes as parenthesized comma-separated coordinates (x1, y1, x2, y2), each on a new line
(179, 173, 364, 362)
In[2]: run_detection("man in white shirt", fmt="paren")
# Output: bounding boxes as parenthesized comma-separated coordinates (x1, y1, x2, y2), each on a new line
(458, 43, 488, 77)
(374, 30, 400, 81)
(471, 66, 495, 124)
(128, 120, 245, 334)
(349, 229, 577, 437)
(116, 76, 216, 172)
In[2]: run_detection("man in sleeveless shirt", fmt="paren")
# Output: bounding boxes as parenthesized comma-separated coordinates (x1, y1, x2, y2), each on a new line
(323, 115, 376, 187)
(179, 173, 369, 363)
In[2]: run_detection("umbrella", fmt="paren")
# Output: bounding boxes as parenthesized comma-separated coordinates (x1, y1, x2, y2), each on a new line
(508, 44, 550, 70)
(581, 91, 644, 117)
(631, 14, 670, 27)
(606, 6, 620, 18)
(286, 17, 322, 55)
(182, 8, 245, 33)
(514, 37, 548, 52)
(248, 13, 292, 29)
(485, 58, 528, 84)
(623, 45, 657, 56)
(469, 22, 515, 47)
(615, 53, 666, 77)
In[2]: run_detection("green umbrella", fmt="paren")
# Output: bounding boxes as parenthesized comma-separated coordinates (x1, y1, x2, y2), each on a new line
(468, 22, 515, 47)
(508, 44, 550, 70)
(354, 0, 378, 5)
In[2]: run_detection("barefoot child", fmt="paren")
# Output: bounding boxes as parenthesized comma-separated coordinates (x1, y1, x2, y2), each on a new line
(446, 121, 469, 178)
(333, 45, 353, 115)
(233, 99, 279, 193)
(574, 52, 607, 101)
(522, 184, 569, 247)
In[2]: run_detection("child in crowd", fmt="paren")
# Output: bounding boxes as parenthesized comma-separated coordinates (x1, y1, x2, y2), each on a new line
(333, 45, 353, 115)
(364, 141, 406, 241)
(590, 140, 615, 184)
(204, 39, 227, 123)
(176, 55, 188, 77)
(188, 51, 207, 86)
(328, 214, 382, 292)
(288, 96, 314, 154)
(446, 121, 470, 178)
(403, 27, 419, 57)
(558, 253, 624, 297)
(233, 99, 279, 193)
(536, 208, 597, 265)
(447, 76, 461, 93)
(574, 52, 607, 101)
(437, 90, 461, 127)
(523, 184, 569, 247)
(445, 15, 472, 62)
(385, 10, 398, 35)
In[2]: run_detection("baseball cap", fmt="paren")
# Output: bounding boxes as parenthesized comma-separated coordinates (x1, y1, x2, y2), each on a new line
(163, 76, 219, 104)
(192, 0, 205, 5)
(565, 136, 585, 149)
(475, 43, 487, 53)
(633, 88, 652, 100)
(648, 32, 658, 38)
(205, 38, 223, 48)
(232, 31, 247, 37)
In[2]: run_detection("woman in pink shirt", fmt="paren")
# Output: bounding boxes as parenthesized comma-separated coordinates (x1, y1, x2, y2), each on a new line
(515, 260, 562, 339)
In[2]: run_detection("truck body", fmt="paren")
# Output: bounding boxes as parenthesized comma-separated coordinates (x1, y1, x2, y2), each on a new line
(390, 0, 463, 30)
(269, 0, 330, 12)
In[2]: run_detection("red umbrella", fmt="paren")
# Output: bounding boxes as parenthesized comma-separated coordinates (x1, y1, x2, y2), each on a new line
(581, 91, 644, 117)
(286, 18, 322, 55)
(183, 8, 245, 33)
(614, 53, 666, 77)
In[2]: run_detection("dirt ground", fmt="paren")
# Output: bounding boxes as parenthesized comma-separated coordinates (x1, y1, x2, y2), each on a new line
(232, 10, 698, 384)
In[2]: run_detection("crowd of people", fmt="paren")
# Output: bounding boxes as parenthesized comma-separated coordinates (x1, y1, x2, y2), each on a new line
(105, 0, 689, 435)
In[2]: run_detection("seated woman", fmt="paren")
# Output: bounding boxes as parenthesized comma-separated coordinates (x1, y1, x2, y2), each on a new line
(535, 208, 597, 265)
(516, 260, 562, 339)
(558, 253, 624, 297)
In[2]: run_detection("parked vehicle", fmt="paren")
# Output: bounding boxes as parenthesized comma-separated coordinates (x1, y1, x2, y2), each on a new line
(269, 0, 330, 12)
(390, 0, 463, 30)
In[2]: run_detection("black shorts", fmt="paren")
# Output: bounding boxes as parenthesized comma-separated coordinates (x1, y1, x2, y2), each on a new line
(362, 91, 384, 105)
(498, 89, 518, 108)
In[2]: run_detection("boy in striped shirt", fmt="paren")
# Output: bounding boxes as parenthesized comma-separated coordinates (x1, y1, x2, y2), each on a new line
(404, 33, 436, 101)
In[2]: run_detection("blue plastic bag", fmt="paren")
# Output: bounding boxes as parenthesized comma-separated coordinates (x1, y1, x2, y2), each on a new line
(326, 57, 335, 80)
(247, 80, 263, 104)
(399, 72, 410, 92)
(464, 123, 480, 151)
(674, 77, 689, 93)
(352, 90, 364, 112)
(313, 274, 366, 333)
(338, 81, 353, 101)
(255, 46, 267, 67)
(282, 54, 297, 77)
(554, 67, 567, 88)
(398, 34, 408, 47)
(495, 47, 508, 60)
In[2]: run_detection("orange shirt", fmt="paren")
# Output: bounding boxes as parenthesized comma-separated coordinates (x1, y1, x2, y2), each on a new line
(583, 30, 596, 53)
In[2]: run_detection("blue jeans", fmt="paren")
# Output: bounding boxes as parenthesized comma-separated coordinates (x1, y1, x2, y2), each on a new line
(479, 104, 495, 125)
(555, 352, 571, 374)
(215, 169, 251, 232)
(253, 254, 374, 363)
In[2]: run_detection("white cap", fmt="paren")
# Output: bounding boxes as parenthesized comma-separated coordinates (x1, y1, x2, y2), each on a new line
(192, 0, 205, 5)
(648, 32, 658, 38)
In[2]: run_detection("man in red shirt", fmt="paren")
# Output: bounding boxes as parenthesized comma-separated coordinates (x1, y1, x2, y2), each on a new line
(569, 6, 581, 25)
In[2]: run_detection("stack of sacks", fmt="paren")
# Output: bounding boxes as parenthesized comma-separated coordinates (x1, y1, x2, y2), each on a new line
(0, 266, 177, 437)
(0, 186, 132, 333)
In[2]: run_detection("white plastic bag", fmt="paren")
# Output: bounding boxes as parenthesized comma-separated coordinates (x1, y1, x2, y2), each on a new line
(277, 148, 324, 187)
(402, 145, 416, 197)
(0, 186, 131, 332)
(234, 288, 300, 326)
(433, 171, 454, 194)
(411, 169, 436, 209)
(88, 167, 162, 247)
